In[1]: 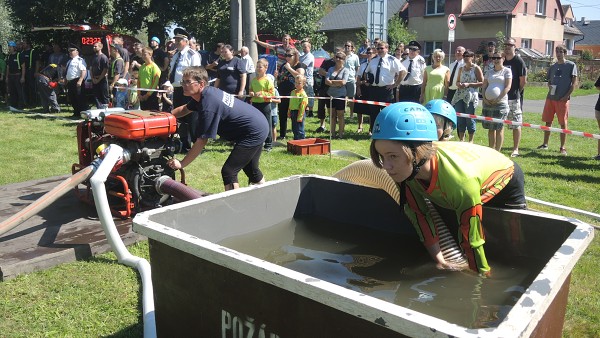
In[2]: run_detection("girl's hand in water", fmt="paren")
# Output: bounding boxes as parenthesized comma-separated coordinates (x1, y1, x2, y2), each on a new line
(436, 261, 469, 271)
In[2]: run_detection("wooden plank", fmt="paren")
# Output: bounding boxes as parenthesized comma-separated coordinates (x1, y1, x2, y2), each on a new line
(0, 175, 144, 281)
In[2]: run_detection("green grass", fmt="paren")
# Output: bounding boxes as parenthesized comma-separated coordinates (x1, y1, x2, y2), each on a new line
(524, 86, 598, 100)
(0, 103, 599, 337)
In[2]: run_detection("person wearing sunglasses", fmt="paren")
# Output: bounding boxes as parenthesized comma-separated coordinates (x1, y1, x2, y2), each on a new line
(451, 49, 483, 143)
(364, 42, 407, 134)
(481, 52, 511, 151)
(325, 51, 349, 138)
(276, 48, 306, 139)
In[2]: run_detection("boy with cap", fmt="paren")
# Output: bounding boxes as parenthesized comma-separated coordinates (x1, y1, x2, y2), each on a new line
(6, 41, 26, 111)
(150, 36, 169, 85)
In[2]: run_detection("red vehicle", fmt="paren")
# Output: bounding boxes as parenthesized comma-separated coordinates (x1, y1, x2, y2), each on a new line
(31, 24, 140, 65)
(31, 24, 140, 102)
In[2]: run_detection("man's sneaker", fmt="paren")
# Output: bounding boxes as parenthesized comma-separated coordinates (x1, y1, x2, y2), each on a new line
(594, 154, 600, 160)
(536, 144, 548, 150)
(559, 148, 567, 156)
(315, 126, 325, 133)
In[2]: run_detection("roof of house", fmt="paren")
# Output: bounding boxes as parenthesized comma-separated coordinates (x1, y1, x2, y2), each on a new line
(318, 0, 407, 31)
(460, 0, 520, 19)
(564, 23, 584, 36)
(573, 20, 600, 45)
(518, 47, 547, 59)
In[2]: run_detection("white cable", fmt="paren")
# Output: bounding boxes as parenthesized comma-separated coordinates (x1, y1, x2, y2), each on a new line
(526, 196, 600, 221)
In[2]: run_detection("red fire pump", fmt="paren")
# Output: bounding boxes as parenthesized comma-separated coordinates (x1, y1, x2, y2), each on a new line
(72, 109, 185, 218)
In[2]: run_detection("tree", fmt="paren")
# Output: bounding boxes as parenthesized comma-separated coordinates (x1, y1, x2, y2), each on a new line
(387, 15, 417, 48)
(0, 1, 16, 50)
(6, 0, 329, 50)
(255, 0, 327, 48)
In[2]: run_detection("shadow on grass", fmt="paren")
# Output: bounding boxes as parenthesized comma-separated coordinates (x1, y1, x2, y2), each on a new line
(104, 323, 143, 337)
(87, 254, 146, 338)
(515, 149, 599, 185)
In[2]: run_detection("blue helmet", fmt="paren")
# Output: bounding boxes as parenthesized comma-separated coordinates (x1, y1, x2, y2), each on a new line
(372, 102, 438, 141)
(425, 99, 457, 128)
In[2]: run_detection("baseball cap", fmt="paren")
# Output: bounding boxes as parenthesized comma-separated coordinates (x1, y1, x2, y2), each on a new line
(8, 41, 16, 47)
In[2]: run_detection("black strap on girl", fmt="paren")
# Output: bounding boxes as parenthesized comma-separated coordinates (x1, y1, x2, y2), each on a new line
(399, 144, 428, 207)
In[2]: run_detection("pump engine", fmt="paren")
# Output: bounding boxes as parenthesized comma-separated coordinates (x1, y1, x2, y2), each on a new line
(72, 109, 184, 218)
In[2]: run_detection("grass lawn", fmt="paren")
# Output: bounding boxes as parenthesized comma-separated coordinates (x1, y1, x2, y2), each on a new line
(524, 85, 598, 100)
(0, 92, 599, 337)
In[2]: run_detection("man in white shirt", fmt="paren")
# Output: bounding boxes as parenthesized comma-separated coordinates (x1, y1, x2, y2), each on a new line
(365, 41, 407, 132)
(65, 44, 89, 117)
(168, 28, 201, 152)
(447, 46, 465, 103)
(299, 40, 315, 116)
(239, 46, 255, 97)
(399, 40, 426, 103)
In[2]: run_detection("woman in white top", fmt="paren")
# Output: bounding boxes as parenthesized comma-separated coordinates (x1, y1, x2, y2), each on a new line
(481, 52, 511, 151)
(451, 49, 484, 143)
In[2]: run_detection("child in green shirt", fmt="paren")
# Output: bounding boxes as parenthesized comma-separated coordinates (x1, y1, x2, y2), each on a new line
(288, 74, 308, 140)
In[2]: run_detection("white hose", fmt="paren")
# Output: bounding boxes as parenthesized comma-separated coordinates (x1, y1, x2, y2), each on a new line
(89, 144, 156, 338)
(526, 196, 600, 222)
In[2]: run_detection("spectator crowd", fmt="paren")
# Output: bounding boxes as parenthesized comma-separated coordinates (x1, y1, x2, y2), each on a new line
(0, 30, 588, 159)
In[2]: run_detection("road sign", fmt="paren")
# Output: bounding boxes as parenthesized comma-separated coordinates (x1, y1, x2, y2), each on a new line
(448, 14, 457, 30)
(448, 30, 455, 42)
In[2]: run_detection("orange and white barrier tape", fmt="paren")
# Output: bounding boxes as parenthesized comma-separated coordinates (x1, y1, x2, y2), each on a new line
(455, 112, 600, 140)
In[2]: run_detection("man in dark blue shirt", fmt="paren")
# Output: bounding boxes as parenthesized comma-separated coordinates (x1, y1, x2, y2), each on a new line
(168, 66, 269, 191)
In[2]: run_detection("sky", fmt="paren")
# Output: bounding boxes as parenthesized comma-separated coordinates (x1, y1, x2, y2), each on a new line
(563, 0, 600, 21)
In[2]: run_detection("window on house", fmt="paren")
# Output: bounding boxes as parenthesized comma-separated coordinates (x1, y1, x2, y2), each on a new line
(564, 39, 573, 54)
(536, 0, 546, 15)
(522, 39, 532, 49)
(425, 41, 443, 57)
(545, 41, 554, 56)
(554, 8, 557, 20)
(426, 0, 445, 15)
(524, 2, 528, 15)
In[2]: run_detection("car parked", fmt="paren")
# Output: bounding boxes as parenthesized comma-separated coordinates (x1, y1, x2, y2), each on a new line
(312, 48, 331, 69)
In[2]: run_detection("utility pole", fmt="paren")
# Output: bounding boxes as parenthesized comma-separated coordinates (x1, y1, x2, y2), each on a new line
(230, 0, 242, 50)
(242, 0, 258, 62)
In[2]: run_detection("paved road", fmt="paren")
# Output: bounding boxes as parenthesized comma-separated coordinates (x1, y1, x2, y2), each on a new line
(523, 94, 598, 119)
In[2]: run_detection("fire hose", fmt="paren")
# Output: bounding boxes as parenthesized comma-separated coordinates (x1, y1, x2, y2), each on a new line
(0, 165, 97, 237)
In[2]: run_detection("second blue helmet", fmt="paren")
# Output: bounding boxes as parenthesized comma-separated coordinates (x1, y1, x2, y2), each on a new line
(372, 102, 438, 141)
